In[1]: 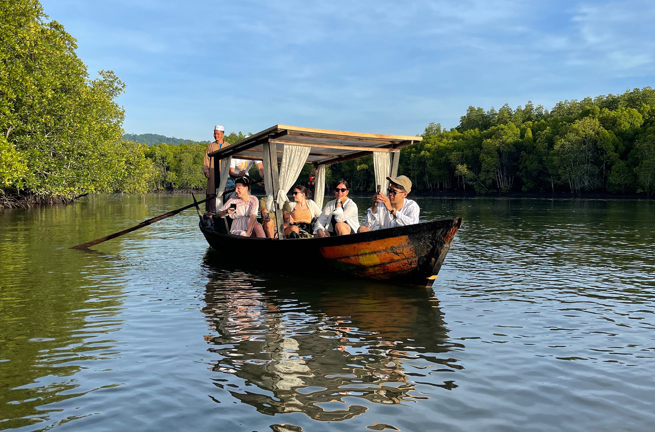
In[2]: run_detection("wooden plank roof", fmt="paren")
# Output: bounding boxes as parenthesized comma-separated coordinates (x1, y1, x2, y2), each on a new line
(208, 124, 421, 166)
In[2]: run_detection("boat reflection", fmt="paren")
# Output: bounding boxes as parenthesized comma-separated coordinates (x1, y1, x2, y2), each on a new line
(201, 252, 463, 422)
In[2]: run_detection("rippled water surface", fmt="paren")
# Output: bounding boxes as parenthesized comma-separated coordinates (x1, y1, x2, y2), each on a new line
(1, 195, 654, 431)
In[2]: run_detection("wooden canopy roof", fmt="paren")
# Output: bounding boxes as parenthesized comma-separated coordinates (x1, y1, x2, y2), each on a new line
(208, 124, 421, 166)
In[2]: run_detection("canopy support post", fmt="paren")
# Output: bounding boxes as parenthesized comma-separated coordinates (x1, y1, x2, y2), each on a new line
(390, 151, 400, 178)
(313, 164, 326, 209)
(213, 155, 218, 194)
(212, 155, 218, 212)
(264, 141, 285, 239)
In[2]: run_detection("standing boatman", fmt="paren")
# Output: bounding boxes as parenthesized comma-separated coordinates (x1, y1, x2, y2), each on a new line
(203, 125, 227, 213)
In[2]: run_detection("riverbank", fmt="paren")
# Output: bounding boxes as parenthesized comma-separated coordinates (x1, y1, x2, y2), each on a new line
(0, 194, 83, 210)
(0, 190, 203, 210)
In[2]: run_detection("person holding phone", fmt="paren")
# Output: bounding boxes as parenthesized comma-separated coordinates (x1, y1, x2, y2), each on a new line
(217, 177, 265, 237)
(358, 175, 420, 232)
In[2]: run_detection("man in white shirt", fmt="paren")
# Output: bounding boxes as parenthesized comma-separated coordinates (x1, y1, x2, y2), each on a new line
(315, 179, 360, 237)
(358, 175, 420, 232)
(230, 158, 264, 181)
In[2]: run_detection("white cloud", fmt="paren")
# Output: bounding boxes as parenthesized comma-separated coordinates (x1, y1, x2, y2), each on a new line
(569, 0, 655, 73)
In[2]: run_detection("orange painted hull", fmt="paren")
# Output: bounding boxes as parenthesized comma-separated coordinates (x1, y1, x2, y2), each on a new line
(201, 217, 462, 286)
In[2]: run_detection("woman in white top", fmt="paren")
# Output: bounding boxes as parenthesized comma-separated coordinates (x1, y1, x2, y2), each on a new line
(315, 179, 360, 237)
(284, 185, 321, 237)
(216, 178, 265, 237)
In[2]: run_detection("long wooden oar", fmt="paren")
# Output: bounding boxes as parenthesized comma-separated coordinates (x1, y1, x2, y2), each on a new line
(72, 197, 209, 250)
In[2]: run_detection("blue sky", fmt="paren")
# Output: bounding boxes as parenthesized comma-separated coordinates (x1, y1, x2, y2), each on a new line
(41, 0, 655, 141)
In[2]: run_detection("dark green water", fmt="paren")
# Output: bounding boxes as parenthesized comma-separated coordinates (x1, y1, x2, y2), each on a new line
(1, 195, 654, 431)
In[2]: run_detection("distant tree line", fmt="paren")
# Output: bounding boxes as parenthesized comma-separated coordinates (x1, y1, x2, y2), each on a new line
(123, 133, 209, 146)
(397, 88, 655, 196)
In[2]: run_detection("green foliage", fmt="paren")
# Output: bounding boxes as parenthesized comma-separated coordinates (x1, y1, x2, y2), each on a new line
(0, 136, 27, 188)
(553, 118, 607, 194)
(394, 87, 655, 196)
(0, 0, 152, 198)
(145, 142, 206, 190)
(634, 133, 655, 195)
(480, 122, 522, 192)
(328, 156, 374, 191)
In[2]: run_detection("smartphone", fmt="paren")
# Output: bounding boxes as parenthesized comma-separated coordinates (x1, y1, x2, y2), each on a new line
(230, 203, 237, 210)
(377, 184, 381, 194)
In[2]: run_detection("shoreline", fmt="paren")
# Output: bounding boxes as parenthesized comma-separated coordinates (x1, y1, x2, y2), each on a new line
(0, 194, 79, 210)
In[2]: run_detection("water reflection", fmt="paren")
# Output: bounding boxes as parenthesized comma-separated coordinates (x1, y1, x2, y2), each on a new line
(0, 197, 139, 429)
(201, 252, 462, 422)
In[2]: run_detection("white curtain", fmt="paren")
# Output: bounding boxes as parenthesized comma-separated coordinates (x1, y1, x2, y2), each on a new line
(373, 152, 391, 193)
(276, 144, 311, 207)
(215, 156, 232, 209)
(313, 164, 326, 209)
(262, 144, 275, 211)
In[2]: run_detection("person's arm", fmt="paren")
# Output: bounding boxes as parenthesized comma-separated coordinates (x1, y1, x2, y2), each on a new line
(244, 198, 259, 236)
(335, 199, 357, 223)
(229, 159, 245, 178)
(245, 214, 257, 236)
(314, 202, 332, 234)
(203, 147, 211, 178)
(365, 205, 379, 230)
(216, 199, 236, 218)
(332, 200, 345, 219)
(394, 201, 420, 226)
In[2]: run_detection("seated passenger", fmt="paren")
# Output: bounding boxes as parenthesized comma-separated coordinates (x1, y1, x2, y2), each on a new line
(315, 180, 360, 237)
(230, 158, 264, 182)
(225, 157, 264, 199)
(358, 175, 419, 232)
(284, 185, 321, 237)
(216, 178, 265, 237)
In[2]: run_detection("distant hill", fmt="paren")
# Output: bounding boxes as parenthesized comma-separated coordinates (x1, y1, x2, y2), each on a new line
(123, 133, 208, 146)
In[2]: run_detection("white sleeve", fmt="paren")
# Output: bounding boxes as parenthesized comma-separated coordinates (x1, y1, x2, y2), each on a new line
(314, 202, 332, 233)
(332, 206, 344, 219)
(365, 206, 379, 230)
(395, 201, 420, 226)
(334, 200, 356, 223)
(309, 200, 321, 219)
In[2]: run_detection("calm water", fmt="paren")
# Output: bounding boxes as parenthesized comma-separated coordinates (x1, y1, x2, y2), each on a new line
(1, 195, 654, 431)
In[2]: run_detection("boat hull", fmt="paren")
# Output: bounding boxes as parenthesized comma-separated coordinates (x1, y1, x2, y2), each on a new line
(200, 217, 462, 286)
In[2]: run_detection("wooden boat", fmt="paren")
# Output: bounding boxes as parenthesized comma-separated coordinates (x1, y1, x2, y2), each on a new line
(202, 125, 462, 287)
(200, 216, 461, 286)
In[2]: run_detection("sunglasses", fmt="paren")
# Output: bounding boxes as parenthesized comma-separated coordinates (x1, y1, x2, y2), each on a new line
(292, 191, 303, 195)
(335, 188, 348, 192)
(387, 188, 403, 195)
